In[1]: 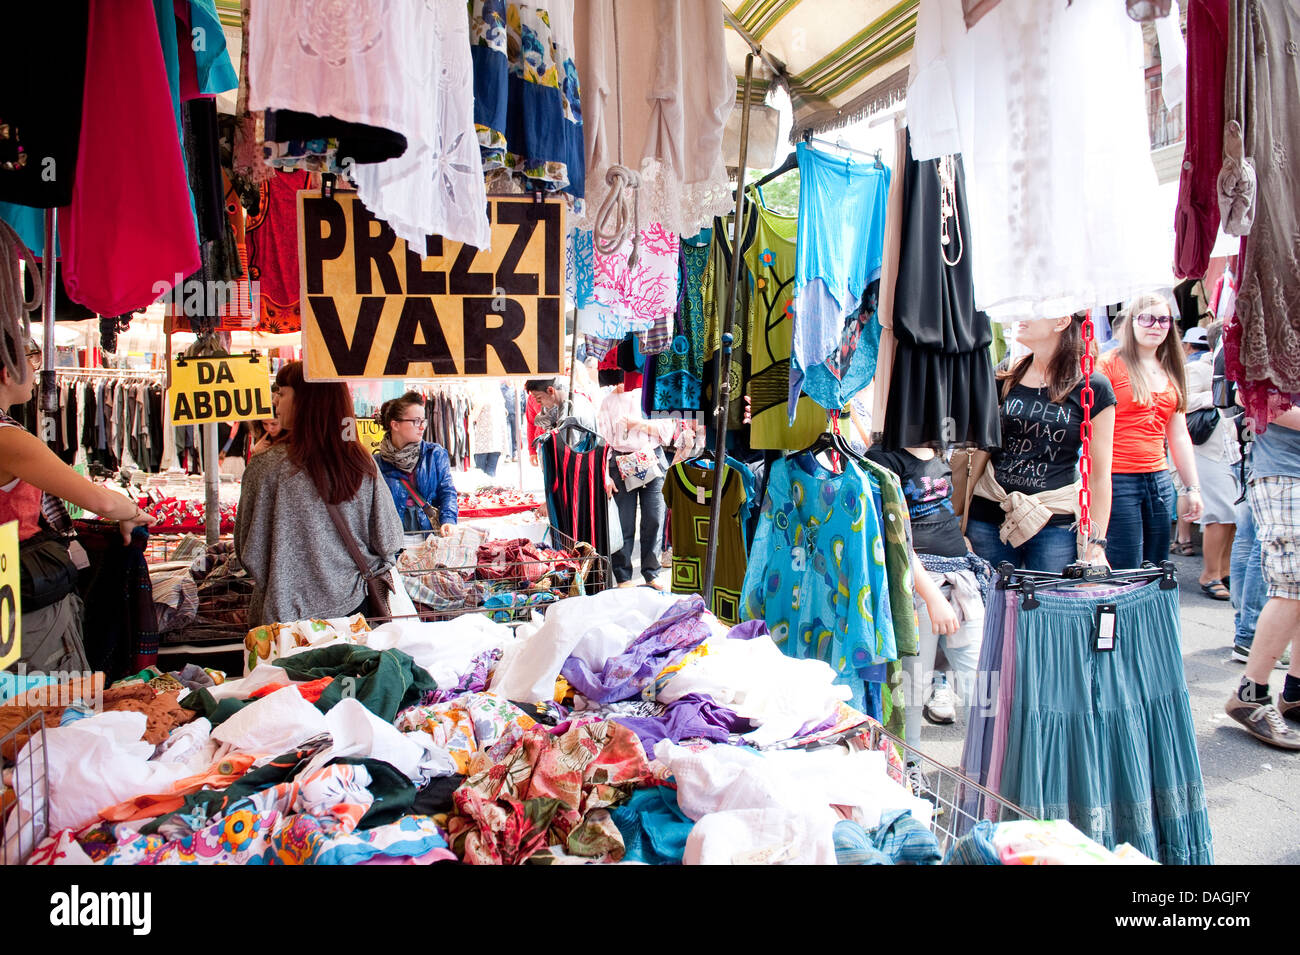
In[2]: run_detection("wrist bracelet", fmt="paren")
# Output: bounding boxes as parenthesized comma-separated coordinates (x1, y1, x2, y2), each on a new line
(1185, 485, 1201, 494)
(1087, 537, 1107, 548)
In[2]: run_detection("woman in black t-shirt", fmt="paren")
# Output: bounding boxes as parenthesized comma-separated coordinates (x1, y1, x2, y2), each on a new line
(966, 312, 1116, 573)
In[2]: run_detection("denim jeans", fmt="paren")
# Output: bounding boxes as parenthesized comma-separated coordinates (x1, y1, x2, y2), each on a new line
(609, 460, 666, 584)
(1106, 471, 1176, 570)
(473, 452, 500, 477)
(967, 519, 1078, 573)
(1230, 494, 1266, 649)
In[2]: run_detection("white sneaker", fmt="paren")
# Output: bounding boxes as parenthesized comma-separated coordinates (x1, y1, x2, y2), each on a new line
(1231, 645, 1292, 669)
(923, 684, 956, 725)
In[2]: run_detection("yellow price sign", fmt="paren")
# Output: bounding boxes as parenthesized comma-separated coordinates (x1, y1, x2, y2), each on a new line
(356, 417, 385, 453)
(0, 519, 20, 671)
(170, 355, 275, 425)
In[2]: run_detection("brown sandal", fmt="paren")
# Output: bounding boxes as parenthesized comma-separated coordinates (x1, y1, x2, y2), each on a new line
(1172, 540, 1197, 556)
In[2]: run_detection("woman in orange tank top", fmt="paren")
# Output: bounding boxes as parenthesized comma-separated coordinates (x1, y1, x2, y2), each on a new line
(1099, 293, 1203, 570)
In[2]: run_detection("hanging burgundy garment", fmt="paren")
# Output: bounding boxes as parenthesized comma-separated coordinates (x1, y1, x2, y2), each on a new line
(1173, 0, 1229, 280)
(60, 0, 199, 316)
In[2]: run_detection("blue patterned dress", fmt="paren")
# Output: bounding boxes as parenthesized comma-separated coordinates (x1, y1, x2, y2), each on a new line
(741, 454, 897, 710)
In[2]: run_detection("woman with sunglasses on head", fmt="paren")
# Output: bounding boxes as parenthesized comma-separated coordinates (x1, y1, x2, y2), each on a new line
(0, 340, 155, 671)
(236, 362, 404, 625)
(374, 391, 458, 536)
(1098, 293, 1202, 570)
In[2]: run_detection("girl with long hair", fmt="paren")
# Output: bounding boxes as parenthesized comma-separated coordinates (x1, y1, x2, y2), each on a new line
(966, 312, 1116, 572)
(235, 361, 404, 624)
(1099, 292, 1203, 569)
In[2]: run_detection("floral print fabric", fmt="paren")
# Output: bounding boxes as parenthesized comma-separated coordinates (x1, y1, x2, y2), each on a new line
(446, 719, 650, 864)
(470, 0, 584, 196)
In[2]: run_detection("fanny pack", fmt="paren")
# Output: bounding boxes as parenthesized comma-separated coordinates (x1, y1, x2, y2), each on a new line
(19, 532, 80, 612)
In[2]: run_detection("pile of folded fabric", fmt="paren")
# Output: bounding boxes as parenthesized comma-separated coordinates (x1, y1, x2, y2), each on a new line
(3, 589, 1156, 866)
(397, 537, 600, 622)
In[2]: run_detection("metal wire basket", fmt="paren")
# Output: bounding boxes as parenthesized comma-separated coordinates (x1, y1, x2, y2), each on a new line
(389, 525, 613, 626)
(846, 721, 1032, 855)
(1, 712, 50, 865)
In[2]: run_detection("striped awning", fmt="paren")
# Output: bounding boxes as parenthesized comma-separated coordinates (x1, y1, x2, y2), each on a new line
(724, 0, 917, 140)
(214, 0, 240, 29)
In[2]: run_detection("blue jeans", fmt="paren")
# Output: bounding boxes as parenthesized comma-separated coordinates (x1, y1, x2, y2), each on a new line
(473, 452, 500, 477)
(967, 519, 1078, 573)
(1106, 471, 1176, 571)
(1230, 494, 1265, 649)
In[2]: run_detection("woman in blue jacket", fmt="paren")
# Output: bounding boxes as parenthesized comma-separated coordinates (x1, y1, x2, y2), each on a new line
(374, 392, 459, 535)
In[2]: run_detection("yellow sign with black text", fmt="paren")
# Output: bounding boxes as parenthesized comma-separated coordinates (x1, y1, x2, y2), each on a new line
(0, 520, 20, 671)
(298, 193, 566, 380)
(170, 355, 275, 425)
(357, 417, 385, 452)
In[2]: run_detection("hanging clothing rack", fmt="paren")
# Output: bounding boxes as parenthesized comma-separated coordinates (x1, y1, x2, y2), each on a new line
(55, 367, 164, 377)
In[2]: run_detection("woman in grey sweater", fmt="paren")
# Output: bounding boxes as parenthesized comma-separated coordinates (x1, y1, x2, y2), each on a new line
(236, 362, 404, 625)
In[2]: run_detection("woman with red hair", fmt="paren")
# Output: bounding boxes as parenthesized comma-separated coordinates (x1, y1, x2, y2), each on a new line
(235, 362, 404, 625)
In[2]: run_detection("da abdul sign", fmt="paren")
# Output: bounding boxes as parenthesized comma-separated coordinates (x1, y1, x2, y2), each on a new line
(297, 192, 566, 380)
(170, 354, 274, 425)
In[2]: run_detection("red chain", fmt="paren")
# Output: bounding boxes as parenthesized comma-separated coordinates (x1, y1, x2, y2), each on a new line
(1078, 312, 1096, 544)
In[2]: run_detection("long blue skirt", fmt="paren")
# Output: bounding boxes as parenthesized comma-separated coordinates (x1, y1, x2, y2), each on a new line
(1000, 580, 1214, 865)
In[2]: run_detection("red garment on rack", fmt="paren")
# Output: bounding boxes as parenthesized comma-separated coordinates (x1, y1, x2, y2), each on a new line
(1173, 0, 1228, 280)
(246, 169, 311, 333)
(60, 0, 199, 317)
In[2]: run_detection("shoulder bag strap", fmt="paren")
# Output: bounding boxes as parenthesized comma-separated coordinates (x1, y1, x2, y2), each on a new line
(396, 470, 441, 525)
(325, 502, 376, 581)
(960, 450, 991, 535)
(396, 471, 428, 508)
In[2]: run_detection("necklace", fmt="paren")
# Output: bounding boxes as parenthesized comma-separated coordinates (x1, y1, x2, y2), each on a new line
(939, 154, 963, 267)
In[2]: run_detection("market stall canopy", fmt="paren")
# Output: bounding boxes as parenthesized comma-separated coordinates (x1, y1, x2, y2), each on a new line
(724, 0, 916, 141)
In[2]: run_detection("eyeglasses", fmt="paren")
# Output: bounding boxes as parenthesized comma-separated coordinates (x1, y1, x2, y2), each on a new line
(395, 418, 426, 426)
(1134, 313, 1172, 329)
(25, 350, 41, 370)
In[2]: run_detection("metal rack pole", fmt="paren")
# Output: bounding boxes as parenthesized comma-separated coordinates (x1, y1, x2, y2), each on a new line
(40, 209, 58, 437)
(703, 52, 755, 605)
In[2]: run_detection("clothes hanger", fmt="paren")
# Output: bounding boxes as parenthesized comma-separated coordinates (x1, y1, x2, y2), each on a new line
(790, 414, 864, 473)
(996, 560, 1177, 610)
(801, 130, 879, 163)
(752, 150, 798, 189)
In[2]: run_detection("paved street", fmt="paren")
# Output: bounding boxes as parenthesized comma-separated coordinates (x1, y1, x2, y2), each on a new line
(914, 551, 1299, 865)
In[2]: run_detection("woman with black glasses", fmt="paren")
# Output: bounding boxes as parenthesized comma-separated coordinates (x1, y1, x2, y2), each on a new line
(374, 391, 459, 535)
(1099, 294, 1202, 569)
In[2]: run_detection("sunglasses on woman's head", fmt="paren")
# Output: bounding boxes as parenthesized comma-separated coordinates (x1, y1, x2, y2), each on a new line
(1134, 313, 1172, 329)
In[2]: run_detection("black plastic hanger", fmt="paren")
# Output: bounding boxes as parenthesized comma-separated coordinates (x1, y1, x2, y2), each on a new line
(753, 150, 798, 189)
(996, 560, 1177, 609)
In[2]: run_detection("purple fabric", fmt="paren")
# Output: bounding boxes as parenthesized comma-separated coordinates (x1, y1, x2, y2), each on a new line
(727, 619, 769, 641)
(955, 590, 1010, 835)
(984, 593, 1020, 804)
(423, 648, 502, 705)
(613, 693, 753, 753)
(561, 596, 713, 704)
